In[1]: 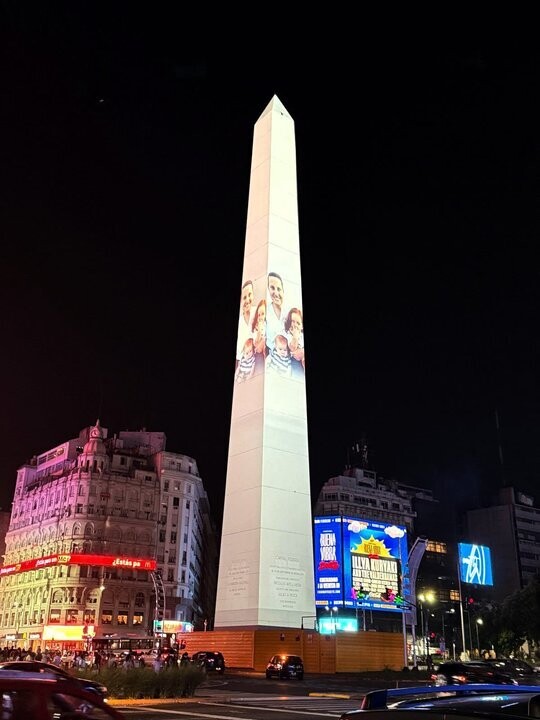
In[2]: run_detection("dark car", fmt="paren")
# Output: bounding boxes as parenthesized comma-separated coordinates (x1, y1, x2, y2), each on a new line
(432, 660, 517, 686)
(265, 654, 304, 680)
(341, 683, 540, 720)
(191, 651, 226, 672)
(485, 658, 540, 683)
(0, 660, 108, 697)
(0, 669, 124, 719)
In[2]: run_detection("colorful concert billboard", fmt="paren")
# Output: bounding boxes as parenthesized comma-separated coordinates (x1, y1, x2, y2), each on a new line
(458, 542, 494, 586)
(314, 516, 409, 613)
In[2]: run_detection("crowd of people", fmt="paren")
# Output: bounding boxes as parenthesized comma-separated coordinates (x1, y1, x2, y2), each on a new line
(0, 645, 194, 672)
(0, 646, 104, 668)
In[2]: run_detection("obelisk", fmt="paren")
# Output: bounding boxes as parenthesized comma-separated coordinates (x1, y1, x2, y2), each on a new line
(214, 96, 315, 627)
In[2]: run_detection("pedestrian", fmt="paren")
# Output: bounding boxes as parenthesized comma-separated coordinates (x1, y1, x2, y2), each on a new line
(180, 651, 190, 667)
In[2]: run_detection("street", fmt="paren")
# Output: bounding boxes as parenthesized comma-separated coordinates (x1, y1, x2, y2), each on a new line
(108, 669, 429, 719)
(114, 696, 363, 719)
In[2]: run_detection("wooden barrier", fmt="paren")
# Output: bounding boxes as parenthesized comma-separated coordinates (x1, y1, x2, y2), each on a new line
(176, 628, 404, 673)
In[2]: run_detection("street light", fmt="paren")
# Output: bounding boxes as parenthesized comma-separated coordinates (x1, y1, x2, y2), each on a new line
(444, 608, 456, 659)
(417, 592, 435, 661)
(325, 605, 338, 634)
(353, 586, 369, 632)
(476, 618, 483, 656)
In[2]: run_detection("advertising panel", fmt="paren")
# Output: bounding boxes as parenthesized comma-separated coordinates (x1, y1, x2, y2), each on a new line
(313, 517, 344, 605)
(0, 553, 156, 577)
(314, 516, 408, 613)
(458, 542, 493, 586)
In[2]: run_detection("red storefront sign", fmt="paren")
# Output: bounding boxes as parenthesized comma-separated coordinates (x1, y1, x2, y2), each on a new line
(0, 554, 156, 577)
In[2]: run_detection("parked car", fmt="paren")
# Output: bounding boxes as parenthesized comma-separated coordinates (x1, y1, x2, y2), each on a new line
(485, 657, 540, 683)
(265, 654, 304, 680)
(191, 651, 226, 672)
(0, 660, 108, 697)
(341, 682, 540, 720)
(0, 669, 124, 719)
(432, 660, 517, 685)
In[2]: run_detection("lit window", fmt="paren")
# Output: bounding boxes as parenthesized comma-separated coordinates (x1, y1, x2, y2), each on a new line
(66, 610, 78, 624)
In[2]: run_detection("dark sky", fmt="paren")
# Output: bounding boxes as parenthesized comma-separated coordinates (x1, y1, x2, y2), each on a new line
(2, 11, 540, 529)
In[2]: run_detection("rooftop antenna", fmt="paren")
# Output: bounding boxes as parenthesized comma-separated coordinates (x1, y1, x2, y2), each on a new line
(350, 434, 370, 469)
(360, 434, 369, 469)
(494, 407, 506, 486)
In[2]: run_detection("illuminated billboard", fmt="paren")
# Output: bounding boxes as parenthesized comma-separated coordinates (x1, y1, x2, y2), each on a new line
(0, 553, 156, 577)
(314, 516, 408, 613)
(458, 542, 493, 586)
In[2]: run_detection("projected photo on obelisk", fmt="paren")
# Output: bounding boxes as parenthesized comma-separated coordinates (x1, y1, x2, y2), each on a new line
(215, 96, 315, 628)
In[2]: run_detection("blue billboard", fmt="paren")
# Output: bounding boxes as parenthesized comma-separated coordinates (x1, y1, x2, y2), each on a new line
(314, 516, 409, 613)
(458, 542, 493, 586)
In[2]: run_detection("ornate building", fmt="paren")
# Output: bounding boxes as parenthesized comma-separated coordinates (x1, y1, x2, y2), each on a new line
(313, 465, 436, 535)
(0, 421, 218, 650)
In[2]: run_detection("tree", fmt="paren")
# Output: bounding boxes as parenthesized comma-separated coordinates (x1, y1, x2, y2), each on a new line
(479, 579, 540, 658)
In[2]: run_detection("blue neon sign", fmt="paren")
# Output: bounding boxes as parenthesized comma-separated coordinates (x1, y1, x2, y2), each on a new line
(458, 542, 493, 586)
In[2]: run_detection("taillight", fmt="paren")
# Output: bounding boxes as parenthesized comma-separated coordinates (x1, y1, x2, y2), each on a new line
(430, 673, 437, 681)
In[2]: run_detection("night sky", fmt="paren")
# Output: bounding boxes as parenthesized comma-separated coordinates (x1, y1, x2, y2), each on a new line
(2, 11, 540, 530)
